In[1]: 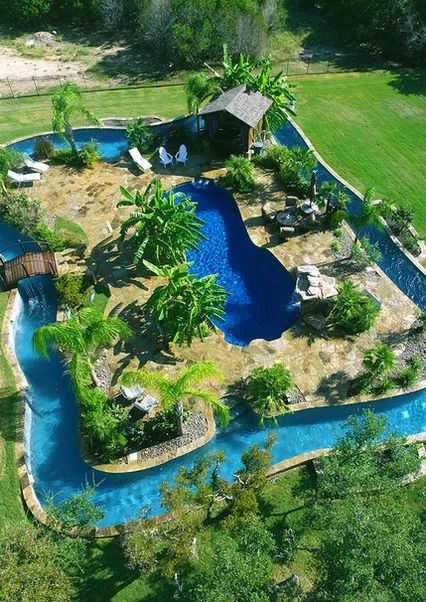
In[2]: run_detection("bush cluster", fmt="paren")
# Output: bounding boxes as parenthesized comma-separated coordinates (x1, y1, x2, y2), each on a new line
(224, 155, 255, 193)
(55, 273, 86, 308)
(34, 137, 55, 160)
(51, 140, 100, 168)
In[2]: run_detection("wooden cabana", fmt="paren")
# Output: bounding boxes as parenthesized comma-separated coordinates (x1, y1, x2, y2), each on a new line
(199, 84, 272, 154)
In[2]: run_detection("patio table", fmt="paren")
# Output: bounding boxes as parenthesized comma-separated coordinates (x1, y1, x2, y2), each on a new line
(276, 210, 298, 226)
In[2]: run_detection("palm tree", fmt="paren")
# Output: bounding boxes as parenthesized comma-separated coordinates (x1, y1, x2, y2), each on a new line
(121, 360, 230, 436)
(117, 179, 205, 266)
(286, 147, 317, 180)
(363, 343, 395, 376)
(33, 307, 132, 387)
(185, 73, 217, 131)
(52, 82, 99, 154)
(246, 364, 293, 425)
(143, 261, 229, 347)
(351, 187, 383, 244)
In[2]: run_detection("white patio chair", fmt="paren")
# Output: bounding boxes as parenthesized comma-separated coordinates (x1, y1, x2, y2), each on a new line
(23, 153, 49, 173)
(175, 144, 188, 166)
(120, 384, 145, 401)
(159, 146, 173, 167)
(128, 147, 152, 171)
(134, 394, 159, 413)
(7, 170, 41, 186)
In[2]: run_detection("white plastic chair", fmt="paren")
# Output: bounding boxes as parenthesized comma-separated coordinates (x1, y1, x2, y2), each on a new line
(159, 146, 173, 167)
(175, 144, 188, 166)
(7, 170, 41, 186)
(128, 147, 152, 171)
(23, 153, 49, 173)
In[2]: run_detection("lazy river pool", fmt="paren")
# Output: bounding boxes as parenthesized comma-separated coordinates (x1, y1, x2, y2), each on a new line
(4, 119, 426, 527)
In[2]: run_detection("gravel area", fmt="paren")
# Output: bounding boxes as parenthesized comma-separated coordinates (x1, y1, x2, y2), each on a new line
(94, 354, 112, 393)
(396, 321, 426, 378)
(135, 411, 208, 462)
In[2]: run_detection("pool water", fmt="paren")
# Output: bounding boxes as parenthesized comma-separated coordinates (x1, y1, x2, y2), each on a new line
(2, 119, 426, 527)
(182, 180, 299, 346)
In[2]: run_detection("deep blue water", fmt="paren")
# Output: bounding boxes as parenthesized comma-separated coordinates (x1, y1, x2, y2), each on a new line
(182, 180, 299, 345)
(1, 120, 425, 527)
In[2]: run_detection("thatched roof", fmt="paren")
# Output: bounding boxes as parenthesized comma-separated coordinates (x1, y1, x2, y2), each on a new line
(199, 84, 272, 128)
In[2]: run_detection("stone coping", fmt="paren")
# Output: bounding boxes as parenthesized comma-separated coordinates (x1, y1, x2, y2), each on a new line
(286, 116, 426, 278)
(91, 407, 216, 473)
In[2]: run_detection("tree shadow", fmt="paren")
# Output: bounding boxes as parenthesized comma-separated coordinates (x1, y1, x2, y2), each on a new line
(87, 235, 150, 291)
(387, 68, 426, 96)
(315, 370, 352, 404)
(0, 390, 21, 444)
(75, 536, 175, 601)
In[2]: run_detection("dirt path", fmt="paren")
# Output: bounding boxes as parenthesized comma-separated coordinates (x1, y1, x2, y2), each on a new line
(0, 46, 85, 79)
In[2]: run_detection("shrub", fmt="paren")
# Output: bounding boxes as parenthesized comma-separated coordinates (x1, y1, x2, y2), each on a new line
(225, 155, 255, 192)
(334, 228, 343, 238)
(417, 313, 426, 333)
(34, 222, 66, 252)
(400, 230, 421, 256)
(327, 280, 380, 335)
(55, 273, 86, 308)
(35, 137, 55, 160)
(0, 191, 45, 236)
(51, 141, 100, 168)
(331, 241, 341, 252)
(257, 145, 289, 170)
(79, 140, 101, 167)
(126, 119, 154, 153)
(328, 209, 346, 229)
(279, 166, 309, 197)
(246, 364, 293, 423)
(143, 409, 179, 446)
(392, 203, 414, 234)
(393, 366, 419, 389)
(0, 147, 22, 178)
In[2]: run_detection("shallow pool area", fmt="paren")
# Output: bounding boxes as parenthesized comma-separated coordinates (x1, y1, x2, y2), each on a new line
(2, 119, 426, 528)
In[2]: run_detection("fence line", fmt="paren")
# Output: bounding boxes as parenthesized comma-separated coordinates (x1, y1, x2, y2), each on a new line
(0, 57, 398, 100)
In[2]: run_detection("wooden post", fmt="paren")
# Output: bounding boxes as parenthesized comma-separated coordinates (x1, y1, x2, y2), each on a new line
(6, 77, 14, 98)
(33, 77, 40, 95)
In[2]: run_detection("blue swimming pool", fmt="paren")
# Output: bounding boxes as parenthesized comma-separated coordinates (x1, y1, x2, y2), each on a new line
(182, 180, 299, 346)
(2, 119, 426, 528)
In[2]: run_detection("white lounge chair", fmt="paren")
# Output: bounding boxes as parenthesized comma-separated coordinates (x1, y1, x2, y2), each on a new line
(7, 170, 41, 186)
(159, 146, 173, 167)
(134, 394, 159, 413)
(175, 144, 188, 166)
(120, 384, 144, 401)
(23, 153, 49, 173)
(128, 147, 152, 172)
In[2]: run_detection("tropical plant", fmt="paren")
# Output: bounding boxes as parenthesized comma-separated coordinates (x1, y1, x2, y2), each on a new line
(213, 46, 295, 132)
(286, 147, 317, 180)
(126, 118, 154, 152)
(33, 307, 132, 387)
(185, 72, 217, 131)
(327, 280, 381, 334)
(46, 485, 105, 528)
(143, 261, 229, 346)
(224, 154, 255, 192)
(319, 180, 350, 214)
(117, 179, 205, 266)
(363, 343, 396, 377)
(51, 83, 99, 154)
(256, 144, 289, 170)
(351, 187, 383, 244)
(391, 202, 414, 234)
(245, 364, 293, 424)
(121, 360, 229, 435)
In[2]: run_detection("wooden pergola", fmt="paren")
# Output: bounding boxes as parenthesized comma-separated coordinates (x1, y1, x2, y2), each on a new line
(199, 84, 272, 154)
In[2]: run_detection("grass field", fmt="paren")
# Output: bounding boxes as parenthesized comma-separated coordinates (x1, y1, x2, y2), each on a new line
(0, 85, 187, 144)
(292, 70, 426, 237)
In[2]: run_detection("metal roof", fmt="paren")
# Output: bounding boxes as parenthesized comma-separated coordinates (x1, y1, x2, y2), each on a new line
(199, 84, 272, 128)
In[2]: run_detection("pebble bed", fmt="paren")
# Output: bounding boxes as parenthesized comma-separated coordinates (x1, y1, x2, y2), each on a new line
(136, 411, 209, 462)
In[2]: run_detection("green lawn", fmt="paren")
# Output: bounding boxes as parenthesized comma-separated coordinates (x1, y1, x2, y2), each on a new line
(0, 85, 187, 144)
(0, 291, 24, 528)
(293, 70, 426, 237)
